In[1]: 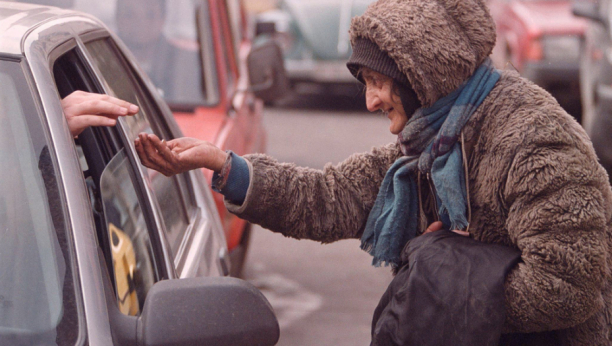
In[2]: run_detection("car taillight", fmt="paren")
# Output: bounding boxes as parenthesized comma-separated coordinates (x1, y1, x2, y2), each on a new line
(525, 38, 543, 61)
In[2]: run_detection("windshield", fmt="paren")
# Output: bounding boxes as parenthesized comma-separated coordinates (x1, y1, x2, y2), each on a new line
(22, 0, 216, 107)
(0, 60, 81, 345)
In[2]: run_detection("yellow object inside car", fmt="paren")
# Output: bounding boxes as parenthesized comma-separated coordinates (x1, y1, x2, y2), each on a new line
(108, 223, 139, 316)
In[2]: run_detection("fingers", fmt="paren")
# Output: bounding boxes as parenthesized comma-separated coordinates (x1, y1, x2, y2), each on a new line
(424, 221, 444, 234)
(147, 134, 176, 163)
(71, 115, 117, 130)
(135, 137, 157, 170)
(423, 221, 470, 237)
(136, 133, 179, 176)
(452, 230, 470, 237)
(62, 91, 139, 136)
(63, 91, 139, 115)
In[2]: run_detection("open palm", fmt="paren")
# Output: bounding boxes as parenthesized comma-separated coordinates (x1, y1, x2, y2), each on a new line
(135, 134, 227, 176)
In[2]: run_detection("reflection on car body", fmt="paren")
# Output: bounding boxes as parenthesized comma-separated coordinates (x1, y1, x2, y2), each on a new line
(0, 2, 279, 345)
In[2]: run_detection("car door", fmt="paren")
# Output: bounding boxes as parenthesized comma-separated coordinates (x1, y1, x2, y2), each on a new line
(0, 56, 85, 346)
(77, 32, 229, 279)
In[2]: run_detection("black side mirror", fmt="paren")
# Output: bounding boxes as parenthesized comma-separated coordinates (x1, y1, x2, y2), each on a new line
(247, 40, 290, 102)
(139, 277, 279, 346)
(107, 275, 279, 346)
(573, 1, 604, 25)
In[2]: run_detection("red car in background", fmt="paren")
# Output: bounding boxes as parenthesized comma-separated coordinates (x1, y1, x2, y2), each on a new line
(489, 0, 587, 120)
(172, 0, 277, 277)
(22, 0, 288, 277)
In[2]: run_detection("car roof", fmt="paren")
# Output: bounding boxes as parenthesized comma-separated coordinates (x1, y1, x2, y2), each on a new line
(0, 1, 94, 55)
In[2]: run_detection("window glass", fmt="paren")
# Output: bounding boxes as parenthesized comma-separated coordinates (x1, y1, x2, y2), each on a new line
(100, 150, 156, 315)
(84, 38, 194, 257)
(21, 0, 220, 106)
(0, 60, 81, 345)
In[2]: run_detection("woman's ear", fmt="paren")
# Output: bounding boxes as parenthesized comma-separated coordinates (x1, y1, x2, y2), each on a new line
(397, 83, 421, 118)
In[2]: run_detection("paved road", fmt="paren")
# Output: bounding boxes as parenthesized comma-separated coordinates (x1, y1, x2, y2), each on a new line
(243, 94, 397, 346)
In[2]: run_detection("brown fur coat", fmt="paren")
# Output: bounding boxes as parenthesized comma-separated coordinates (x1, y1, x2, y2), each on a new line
(226, 0, 612, 344)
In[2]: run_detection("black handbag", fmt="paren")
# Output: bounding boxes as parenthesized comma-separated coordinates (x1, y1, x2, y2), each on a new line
(371, 230, 521, 346)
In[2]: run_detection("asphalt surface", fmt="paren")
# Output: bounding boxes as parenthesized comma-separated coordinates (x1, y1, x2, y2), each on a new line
(243, 92, 396, 346)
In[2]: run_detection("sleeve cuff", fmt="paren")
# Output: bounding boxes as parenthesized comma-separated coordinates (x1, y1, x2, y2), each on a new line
(212, 151, 250, 205)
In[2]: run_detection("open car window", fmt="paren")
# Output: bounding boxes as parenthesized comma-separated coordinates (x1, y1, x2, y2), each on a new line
(53, 45, 173, 318)
(82, 37, 198, 260)
(0, 59, 82, 345)
(100, 149, 156, 316)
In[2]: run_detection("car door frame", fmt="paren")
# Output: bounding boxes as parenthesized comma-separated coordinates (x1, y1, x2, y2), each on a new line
(22, 15, 118, 344)
(76, 29, 230, 278)
(22, 13, 230, 343)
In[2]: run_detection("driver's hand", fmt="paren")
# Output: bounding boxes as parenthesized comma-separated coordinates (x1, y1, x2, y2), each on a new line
(62, 91, 139, 136)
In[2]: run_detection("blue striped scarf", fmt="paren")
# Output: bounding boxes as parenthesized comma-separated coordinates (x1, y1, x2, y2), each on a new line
(360, 58, 501, 268)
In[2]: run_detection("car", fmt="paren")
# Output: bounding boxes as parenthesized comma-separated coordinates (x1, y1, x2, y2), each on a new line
(0, 2, 279, 345)
(256, 0, 375, 97)
(488, 0, 586, 120)
(20, 0, 288, 277)
(572, 0, 612, 181)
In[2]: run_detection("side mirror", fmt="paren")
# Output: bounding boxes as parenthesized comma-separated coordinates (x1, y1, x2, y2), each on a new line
(107, 275, 279, 346)
(247, 40, 290, 102)
(573, 2, 604, 25)
(139, 277, 279, 346)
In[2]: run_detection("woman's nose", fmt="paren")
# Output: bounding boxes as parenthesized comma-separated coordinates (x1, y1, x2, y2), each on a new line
(365, 89, 381, 112)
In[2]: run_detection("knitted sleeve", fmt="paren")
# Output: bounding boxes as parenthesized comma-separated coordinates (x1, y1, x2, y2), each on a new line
(223, 143, 401, 242)
(212, 151, 250, 205)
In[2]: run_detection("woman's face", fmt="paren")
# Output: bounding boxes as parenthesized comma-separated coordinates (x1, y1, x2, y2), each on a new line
(361, 68, 408, 135)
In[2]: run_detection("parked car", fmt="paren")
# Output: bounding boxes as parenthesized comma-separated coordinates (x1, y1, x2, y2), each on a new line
(0, 2, 279, 345)
(21, 0, 288, 277)
(573, 0, 612, 181)
(488, 0, 586, 120)
(256, 0, 375, 97)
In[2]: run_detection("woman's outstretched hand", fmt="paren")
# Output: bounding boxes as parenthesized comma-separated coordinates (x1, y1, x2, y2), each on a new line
(62, 91, 139, 136)
(135, 133, 228, 176)
(424, 221, 470, 237)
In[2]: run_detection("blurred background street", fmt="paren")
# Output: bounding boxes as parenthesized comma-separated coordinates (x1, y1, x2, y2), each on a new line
(243, 94, 395, 346)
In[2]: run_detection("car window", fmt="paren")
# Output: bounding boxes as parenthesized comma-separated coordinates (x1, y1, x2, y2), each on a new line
(0, 59, 82, 345)
(53, 47, 164, 317)
(100, 149, 156, 315)
(83, 37, 197, 258)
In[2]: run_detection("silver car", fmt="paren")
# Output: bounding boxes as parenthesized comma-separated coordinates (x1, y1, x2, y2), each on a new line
(0, 2, 278, 345)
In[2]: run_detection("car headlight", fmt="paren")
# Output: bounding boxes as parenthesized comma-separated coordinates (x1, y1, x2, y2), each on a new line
(541, 35, 581, 62)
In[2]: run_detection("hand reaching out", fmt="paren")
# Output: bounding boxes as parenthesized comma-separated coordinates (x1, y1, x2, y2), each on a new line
(134, 133, 228, 176)
(424, 221, 470, 237)
(62, 91, 139, 136)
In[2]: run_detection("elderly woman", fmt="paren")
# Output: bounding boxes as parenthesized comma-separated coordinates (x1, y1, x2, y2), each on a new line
(135, 0, 612, 344)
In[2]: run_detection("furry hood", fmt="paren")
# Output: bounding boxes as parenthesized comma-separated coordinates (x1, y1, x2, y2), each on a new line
(349, 0, 496, 107)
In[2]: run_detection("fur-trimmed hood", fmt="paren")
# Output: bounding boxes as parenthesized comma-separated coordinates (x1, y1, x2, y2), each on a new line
(349, 0, 496, 107)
